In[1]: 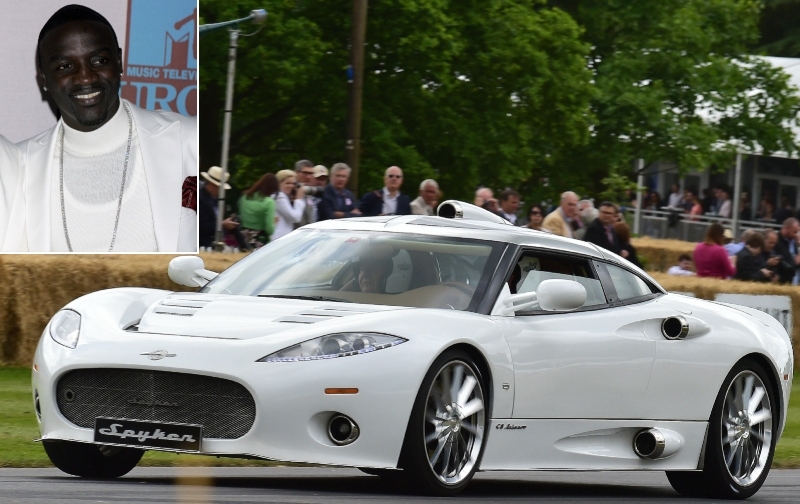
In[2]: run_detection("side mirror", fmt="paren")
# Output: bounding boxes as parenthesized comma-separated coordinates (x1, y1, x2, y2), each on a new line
(498, 279, 586, 315)
(168, 256, 218, 288)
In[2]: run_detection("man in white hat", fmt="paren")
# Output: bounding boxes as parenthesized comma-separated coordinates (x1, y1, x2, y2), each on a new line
(199, 166, 236, 250)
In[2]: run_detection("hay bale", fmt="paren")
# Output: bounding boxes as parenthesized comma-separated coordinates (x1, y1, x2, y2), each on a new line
(0, 253, 247, 366)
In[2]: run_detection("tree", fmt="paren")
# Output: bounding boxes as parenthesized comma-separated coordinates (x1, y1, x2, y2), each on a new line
(759, 0, 800, 57)
(199, 0, 595, 200)
(549, 0, 800, 190)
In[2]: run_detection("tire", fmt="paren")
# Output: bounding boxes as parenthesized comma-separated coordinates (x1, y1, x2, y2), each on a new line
(43, 440, 144, 478)
(398, 349, 488, 496)
(667, 359, 777, 499)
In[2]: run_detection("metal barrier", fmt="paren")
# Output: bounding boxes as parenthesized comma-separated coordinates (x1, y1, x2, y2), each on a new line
(625, 208, 782, 242)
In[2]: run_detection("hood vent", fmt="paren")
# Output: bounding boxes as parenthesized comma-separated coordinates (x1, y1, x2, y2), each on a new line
(274, 305, 384, 324)
(154, 295, 212, 317)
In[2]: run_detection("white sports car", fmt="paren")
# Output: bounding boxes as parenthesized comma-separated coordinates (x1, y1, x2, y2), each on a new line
(33, 201, 792, 498)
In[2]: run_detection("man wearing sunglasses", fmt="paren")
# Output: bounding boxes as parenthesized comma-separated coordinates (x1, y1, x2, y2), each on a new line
(358, 166, 411, 216)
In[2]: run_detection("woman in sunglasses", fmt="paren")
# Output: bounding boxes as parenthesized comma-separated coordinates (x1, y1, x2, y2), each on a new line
(524, 204, 545, 231)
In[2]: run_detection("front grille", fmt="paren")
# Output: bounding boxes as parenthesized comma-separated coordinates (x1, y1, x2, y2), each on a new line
(56, 369, 256, 439)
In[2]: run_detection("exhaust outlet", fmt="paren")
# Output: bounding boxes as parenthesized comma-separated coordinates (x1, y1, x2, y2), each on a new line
(633, 428, 683, 460)
(661, 316, 689, 340)
(328, 414, 360, 446)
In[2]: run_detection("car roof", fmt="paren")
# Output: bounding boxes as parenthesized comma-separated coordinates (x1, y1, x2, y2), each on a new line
(304, 214, 605, 259)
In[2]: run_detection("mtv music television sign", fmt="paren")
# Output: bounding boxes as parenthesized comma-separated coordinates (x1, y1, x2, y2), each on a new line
(121, 0, 197, 117)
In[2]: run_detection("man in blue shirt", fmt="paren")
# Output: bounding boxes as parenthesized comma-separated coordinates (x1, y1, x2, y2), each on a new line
(319, 163, 362, 220)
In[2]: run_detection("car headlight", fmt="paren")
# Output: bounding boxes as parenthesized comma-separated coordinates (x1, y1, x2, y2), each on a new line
(259, 333, 406, 362)
(49, 309, 81, 349)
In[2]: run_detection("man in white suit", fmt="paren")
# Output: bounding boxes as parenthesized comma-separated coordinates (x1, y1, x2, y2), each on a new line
(10, 4, 197, 252)
(0, 135, 21, 250)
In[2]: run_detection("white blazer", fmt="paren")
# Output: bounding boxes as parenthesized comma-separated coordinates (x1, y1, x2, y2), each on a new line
(10, 100, 197, 252)
(0, 135, 22, 251)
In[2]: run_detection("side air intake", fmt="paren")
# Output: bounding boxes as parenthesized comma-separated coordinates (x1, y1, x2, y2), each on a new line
(436, 200, 510, 225)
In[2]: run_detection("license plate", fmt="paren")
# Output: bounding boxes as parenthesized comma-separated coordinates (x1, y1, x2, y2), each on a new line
(94, 417, 202, 452)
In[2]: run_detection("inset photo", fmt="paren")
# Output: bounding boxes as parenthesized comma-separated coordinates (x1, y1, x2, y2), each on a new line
(0, 0, 198, 253)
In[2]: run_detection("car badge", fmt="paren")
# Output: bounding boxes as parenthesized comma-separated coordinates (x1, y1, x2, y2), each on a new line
(141, 350, 177, 360)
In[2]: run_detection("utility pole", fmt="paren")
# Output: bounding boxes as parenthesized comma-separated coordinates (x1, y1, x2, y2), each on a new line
(345, 0, 368, 193)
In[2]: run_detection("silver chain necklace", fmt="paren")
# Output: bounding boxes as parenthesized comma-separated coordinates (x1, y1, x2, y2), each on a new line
(59, 103, 133, 252)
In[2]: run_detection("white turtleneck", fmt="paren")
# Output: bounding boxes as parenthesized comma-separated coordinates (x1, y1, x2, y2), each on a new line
(50, 102, 157, 252)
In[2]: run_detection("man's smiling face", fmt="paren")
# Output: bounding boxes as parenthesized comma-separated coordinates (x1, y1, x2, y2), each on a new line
(38, 20, 122, 132)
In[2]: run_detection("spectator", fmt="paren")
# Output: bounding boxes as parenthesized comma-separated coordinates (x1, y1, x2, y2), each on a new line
(614, 221, 642, 268)
(359, 166, 411, 216)
(312, 165, 329, 186)
(717, 188, 732, 218)
(772, 217, 800, 284)
(668, 254, 695, 276)
(522, 204, 545, 231)
(701, 187, 717, 214)
(474, 187, 494, 207)
(482, 198, 500, 214)
(686, 191, 703, 220)
(293, 160, 317, 228)
(498, 189, 521, 224)
(319, 163, 361, 220)
(725, 229, 753, 256)
(666, 184, 682, 208)
(238, 173, 278, 248)
(410, 179, 439, 216)
(575, 200, 597, 239)
(739, 191, 752, 221)
(693, 223, 736, 278)
(734, 232, 777, 283)
(199, 166, 237, 250)
(583, 201, 624, 256)
(542, 191, 582, 238)
(761, 229, 782, 276)
(775, 197, 795, 224)
(271, 170, 306, 241)
(757, 198, 775, 223)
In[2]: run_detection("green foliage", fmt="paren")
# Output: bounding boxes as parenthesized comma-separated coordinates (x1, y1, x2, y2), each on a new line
(549, 0, 800, 191)
(598, 170, 640, 206)
(759, 0, 800, 57)
(200, 0, 800, 203)
(199, 0, 594, 199)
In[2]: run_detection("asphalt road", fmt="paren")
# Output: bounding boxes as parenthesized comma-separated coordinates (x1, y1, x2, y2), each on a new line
(1, 467, 799, 503)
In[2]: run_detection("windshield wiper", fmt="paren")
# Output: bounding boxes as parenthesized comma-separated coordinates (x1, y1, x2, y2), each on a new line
(257, 294, 350, 303)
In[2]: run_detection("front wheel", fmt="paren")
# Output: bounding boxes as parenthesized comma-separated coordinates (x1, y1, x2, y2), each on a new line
(667, 360, 776, 499)
(399, 349, 488, 496)
(43, 440, 144, 478)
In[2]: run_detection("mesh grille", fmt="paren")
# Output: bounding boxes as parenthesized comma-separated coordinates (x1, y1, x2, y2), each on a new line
(56, 369, 256, 439)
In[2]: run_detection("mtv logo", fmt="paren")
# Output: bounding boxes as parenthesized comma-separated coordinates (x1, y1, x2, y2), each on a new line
(126, 0, 197, 69)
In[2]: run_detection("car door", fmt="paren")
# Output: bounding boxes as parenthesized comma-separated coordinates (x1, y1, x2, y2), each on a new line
(494, 251, 659, 419)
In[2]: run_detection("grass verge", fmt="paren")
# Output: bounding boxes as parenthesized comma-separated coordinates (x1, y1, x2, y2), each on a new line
(3, 366, 799, 468)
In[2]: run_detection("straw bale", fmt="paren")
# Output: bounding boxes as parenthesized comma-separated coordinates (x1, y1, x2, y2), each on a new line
(632, 237, 695, 272)
(0, 253, 246, 366)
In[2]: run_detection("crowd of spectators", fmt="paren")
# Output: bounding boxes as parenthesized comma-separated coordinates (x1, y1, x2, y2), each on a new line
(198, 162, 800, 286)
(645, 184, 800, 225)
(674, 218, 800, 285)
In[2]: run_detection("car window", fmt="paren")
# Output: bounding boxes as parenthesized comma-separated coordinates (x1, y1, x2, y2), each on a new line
(604, 263, 655, 301)
(509, 252, 606, 313)
(200, 229, 504, 312)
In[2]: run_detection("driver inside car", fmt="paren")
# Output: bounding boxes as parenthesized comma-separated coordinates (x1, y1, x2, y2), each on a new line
(341, 244, 396, 293)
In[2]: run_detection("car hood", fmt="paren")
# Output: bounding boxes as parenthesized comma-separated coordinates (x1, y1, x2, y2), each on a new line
(135, 293, 409, 339)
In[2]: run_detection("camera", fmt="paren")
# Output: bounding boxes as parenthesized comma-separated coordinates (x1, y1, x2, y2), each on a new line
(302, 185, 325, 197)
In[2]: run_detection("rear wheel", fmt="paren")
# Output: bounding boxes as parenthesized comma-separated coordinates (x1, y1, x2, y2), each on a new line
(43, 440, 143, 478)
(399, 349, 487, 496)
(667, 360, 776, 499)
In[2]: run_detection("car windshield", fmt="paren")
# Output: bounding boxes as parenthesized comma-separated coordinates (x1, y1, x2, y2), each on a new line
(200, 229, 504, 312)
